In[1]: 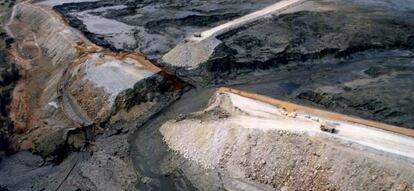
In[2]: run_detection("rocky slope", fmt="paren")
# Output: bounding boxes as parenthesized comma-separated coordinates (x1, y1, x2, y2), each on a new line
(159, 89, 414, 190)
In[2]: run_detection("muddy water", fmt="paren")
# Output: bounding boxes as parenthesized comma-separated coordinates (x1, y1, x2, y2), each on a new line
(129, 88, 215, 190)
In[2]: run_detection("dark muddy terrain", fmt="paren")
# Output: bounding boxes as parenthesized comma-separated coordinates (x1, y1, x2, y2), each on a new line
(54, 0, 277, 59)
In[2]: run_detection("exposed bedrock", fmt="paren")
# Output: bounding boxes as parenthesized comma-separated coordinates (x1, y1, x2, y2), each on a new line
(159, 90, 414, 191)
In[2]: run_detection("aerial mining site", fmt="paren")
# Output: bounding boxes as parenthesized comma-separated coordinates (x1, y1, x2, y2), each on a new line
(0, 0, 414, 190)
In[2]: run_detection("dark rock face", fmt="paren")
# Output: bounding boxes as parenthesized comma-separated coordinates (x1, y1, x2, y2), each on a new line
(0, 151, 93, 191)
(32, 128, 85, 163)
(294, 59, 414, 128)
(114, 75, 178, 112)
(0, 34, 18, 153)
(109, 74, 183, 130)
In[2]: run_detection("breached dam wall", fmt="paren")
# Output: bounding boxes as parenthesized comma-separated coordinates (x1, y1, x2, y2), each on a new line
(2, 2, 181, 154)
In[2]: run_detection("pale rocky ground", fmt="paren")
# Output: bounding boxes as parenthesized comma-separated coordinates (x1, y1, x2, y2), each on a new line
(160, 91, 414, 190)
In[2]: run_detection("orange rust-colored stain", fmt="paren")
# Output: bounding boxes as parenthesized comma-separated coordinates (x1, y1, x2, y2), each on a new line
(100, 51, 185, 90)
(8, 44, 32, 134)
(218, 87, 414, 138)
(9, 81, 29, 134)
(122, 53, 185, 89)
(8, 44, 32, 70)
(74, 41, 102, 56)
(8, 41, 53, 150)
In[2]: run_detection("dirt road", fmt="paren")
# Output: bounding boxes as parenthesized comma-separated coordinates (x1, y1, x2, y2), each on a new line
(190, 0, 306, 42)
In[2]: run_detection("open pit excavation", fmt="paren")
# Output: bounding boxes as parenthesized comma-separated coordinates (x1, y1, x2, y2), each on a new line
(0, 0, 414, 190)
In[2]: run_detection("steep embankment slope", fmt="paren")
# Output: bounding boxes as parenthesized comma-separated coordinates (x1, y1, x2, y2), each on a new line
(160, 88, 414, 190)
